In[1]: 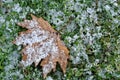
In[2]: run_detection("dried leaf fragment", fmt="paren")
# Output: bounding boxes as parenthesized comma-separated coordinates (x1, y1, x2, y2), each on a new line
(13, 14, 69, 78)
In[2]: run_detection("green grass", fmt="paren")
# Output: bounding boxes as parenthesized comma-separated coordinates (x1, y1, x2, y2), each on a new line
(0, 0, 120, 80)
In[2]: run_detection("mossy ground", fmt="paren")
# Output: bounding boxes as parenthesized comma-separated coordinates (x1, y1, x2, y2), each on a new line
(0, 0, 120, 80)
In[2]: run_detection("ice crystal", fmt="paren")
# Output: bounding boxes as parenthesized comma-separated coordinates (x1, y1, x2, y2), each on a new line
(12, 3, 22, 13)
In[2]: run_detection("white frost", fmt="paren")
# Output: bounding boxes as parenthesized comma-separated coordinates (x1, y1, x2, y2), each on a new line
(105, 5, 110, 11)
(12, 3, 22, 13)
(0, 16, 5, 24)
(46, 76, 53, 80)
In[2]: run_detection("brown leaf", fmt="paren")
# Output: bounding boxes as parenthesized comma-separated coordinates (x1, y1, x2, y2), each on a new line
(13, 14, 69, 78)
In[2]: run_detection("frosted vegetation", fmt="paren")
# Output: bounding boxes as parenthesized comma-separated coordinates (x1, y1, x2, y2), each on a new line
(0, 0, 120, 80)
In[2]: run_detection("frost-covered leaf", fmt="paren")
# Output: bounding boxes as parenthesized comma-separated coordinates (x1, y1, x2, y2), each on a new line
(13, 14, 69, 78)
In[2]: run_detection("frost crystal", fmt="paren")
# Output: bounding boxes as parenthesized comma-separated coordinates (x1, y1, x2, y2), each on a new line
(0, 16, 5, 23)
(12, 3, 22, 13)
(105, 5, 111, 11)
(46, 76, 53, 80)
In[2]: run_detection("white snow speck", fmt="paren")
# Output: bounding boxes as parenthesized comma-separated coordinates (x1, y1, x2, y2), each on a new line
(105, 5, 110, 11)
(0, 16, 5, 24)
(87, 8, 94, 14)
(46, 76, 53, 80)
(2, 0, 13, 3)
(12, 3, 22, 13)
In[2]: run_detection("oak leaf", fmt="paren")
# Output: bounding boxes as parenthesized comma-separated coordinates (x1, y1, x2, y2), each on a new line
(13, 14, 69, 78)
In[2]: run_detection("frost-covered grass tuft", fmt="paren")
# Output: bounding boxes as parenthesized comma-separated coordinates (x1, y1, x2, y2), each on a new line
(0, 0, 120, 79)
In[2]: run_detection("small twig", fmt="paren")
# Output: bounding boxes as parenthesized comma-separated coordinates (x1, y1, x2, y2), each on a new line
(95, 0, 98, 9)
(0, 0, 2, 8)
